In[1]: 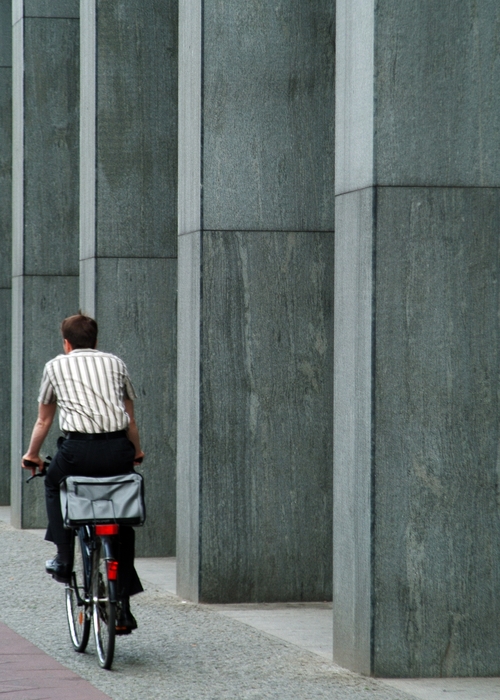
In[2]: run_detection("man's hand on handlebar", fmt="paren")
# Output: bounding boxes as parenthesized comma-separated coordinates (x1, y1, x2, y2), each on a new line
(21, 453, 44, 477)
(22, 455, 51, 483)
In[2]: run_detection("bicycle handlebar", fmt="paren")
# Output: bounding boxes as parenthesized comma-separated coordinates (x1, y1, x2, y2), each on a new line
(24, 457, 52, 483)
(25, 454, 141, 482)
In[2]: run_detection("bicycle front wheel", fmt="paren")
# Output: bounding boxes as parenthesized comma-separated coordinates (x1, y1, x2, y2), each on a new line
(92, 541, 116, 669)
(66, 529, 91, 652)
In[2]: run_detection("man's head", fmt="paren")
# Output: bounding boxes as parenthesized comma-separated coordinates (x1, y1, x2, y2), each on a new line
(61, 313, 98, 350)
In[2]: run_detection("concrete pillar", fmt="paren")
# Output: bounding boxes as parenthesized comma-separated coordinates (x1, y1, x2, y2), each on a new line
(80, 0, 178, 556)
(0, 0, 12, 505)
(11, 0, 80, 528)
(334, 0, 500, 676)
(177, 2, 335, 602)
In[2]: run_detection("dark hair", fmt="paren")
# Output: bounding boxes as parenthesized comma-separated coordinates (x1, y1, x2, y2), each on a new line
(61, 313, 98, 349)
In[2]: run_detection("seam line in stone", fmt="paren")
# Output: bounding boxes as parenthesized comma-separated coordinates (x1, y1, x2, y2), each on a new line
(336, 184, 500, 197)
(78, 256, 178, 261)
(12, 273, 79, 278)
(23, 15, 79, 20)
(179, 229, 335, 236)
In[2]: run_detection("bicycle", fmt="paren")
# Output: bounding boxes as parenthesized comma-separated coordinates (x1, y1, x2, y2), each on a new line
(25, 458, 139, 670)
(66, 519, 120, 668)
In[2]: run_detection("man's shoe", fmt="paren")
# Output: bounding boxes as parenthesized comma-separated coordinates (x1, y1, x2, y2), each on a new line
(115, 600, 138, 634)
(45, 557, 71, 584)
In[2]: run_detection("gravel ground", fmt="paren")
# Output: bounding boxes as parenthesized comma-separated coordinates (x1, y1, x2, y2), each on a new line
(0, 520, 415, 700)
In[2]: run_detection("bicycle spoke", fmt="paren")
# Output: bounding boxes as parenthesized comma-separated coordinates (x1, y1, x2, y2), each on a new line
(92, 541, 115, 669)
(66, 529, 91, 652)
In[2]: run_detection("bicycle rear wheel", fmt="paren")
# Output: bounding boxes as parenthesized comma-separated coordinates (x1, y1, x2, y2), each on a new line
(66, 529, 91, 652)
(92, 541, 116, 669)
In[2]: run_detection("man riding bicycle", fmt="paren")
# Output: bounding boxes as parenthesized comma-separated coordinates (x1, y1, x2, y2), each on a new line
(22, 313, 144, 633)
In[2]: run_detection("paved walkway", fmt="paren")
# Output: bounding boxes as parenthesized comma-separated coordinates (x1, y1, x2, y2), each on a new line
(0, 622, 111, 700)
(1, 507, 499, 700)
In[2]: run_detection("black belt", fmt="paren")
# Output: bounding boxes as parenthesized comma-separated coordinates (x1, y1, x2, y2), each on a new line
(64, 430, 127, 441)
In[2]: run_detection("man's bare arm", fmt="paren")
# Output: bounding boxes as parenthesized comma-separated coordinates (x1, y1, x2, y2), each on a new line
(124, 398, 145, 464)
(22, 402, 57, 473)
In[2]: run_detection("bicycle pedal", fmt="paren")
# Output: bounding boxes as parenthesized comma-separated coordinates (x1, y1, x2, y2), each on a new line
(115, 626, 132, 635)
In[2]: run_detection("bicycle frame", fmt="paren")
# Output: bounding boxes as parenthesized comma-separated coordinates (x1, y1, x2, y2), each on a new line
(98, 525, 119, 581)
(76, 524, 120, 597)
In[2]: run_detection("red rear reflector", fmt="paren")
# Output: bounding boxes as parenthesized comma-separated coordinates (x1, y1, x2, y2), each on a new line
(107, 560, 119, 580)
(95, 524, 119, 535)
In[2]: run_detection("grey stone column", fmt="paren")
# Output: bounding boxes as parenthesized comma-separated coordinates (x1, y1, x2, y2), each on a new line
(0, 0, 12, 505)
(177, 2, 335, 602)
(334, 0, 500, 676)
(11, 0, 80, 527)
(80, 0, 178, 556)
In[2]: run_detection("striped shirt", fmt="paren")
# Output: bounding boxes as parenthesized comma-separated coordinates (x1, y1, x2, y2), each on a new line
(38, 349, 137, 434)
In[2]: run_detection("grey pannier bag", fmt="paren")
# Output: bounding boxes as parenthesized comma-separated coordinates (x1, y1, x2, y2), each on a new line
(60, 473, 146, 527)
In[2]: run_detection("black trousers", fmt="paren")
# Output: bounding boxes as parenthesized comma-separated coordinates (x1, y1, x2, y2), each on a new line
(45, 435, 143, 598)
